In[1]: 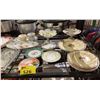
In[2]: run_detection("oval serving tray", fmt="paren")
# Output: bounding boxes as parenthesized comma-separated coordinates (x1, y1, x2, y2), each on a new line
(1, 48, 20, 71)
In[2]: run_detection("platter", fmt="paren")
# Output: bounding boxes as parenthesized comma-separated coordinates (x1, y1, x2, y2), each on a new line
(6, 34, 39, 49)
(1, 48, 20, 71)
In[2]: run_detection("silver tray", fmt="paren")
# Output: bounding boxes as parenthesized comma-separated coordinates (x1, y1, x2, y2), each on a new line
(1, 48, 20, 71)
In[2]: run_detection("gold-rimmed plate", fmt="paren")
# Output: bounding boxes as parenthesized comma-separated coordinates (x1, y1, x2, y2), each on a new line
(67, 51, 99, 72)
(58, 38, 86, 52)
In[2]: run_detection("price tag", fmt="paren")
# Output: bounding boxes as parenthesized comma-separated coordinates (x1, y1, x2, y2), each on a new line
(20, 65, 36, 75)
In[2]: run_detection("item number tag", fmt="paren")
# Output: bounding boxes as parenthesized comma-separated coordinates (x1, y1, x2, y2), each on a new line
(20, 65, 36, 75)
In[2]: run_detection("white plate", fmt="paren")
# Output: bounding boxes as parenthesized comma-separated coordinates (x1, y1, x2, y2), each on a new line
(42, 50, 61, 63)
(42, 42, 56, 49)
(39, 29, 57, 38)
(63, 28, 81, 36)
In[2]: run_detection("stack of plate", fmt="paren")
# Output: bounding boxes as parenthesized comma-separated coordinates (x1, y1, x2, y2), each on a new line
(67, 51, 99, 72)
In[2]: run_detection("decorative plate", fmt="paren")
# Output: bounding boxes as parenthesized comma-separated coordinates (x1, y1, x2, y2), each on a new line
(67, 51, 99, 72)
(58, 38, 86, 52)
(63, 28, 81, 36)
(6, 37, 39, 49)
(39, 29, 57, 38)
(42, 50, 61, 63)
(18, 58, 40, 70)
(42, 42, 56, 50)
(25, 48, 43, 58)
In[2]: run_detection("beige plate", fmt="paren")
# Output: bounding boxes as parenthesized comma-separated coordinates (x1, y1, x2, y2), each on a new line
(67, 51, 99, 72)
(58, 39, 86, 52)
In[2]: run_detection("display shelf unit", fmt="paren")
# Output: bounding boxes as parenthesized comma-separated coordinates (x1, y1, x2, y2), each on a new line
(2, 20, 100, 80)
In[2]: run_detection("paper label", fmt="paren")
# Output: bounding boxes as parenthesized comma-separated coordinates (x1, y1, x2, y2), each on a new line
(20, 65, 36, 75)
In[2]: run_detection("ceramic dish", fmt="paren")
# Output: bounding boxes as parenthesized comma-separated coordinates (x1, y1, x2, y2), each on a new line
(24, 48, 43, 58)
(63, 28, 81, 36)
(18, 58, 40, 70)
(39, 29, 57, 38)
(6, 37, 39, 49)
(67, 51, 99, 72)
(42, 42, 56, 50)
(42, 50, 61, 63)
(58, 38, 86, 52)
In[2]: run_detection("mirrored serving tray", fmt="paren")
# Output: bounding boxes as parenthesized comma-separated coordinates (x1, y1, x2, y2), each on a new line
(1, 48, 20, 71)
